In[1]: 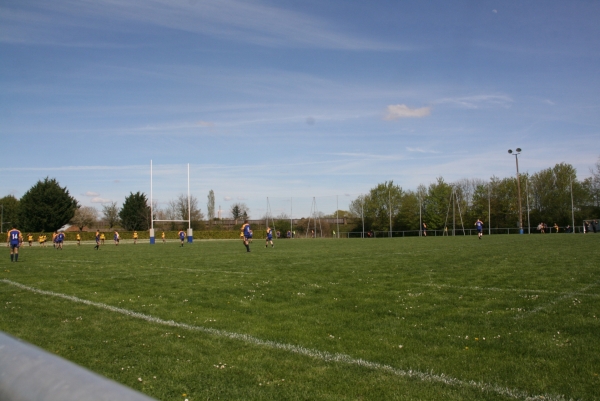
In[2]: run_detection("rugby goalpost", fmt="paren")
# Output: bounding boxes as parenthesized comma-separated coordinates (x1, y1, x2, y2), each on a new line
(149, 160, 193, 244)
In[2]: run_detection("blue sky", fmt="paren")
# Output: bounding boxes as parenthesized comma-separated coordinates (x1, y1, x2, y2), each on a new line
(1, 0, 599, 218)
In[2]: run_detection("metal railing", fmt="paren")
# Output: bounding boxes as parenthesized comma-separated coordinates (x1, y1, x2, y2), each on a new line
(0, 331, 158, 401)
(339, 226, 587, 238)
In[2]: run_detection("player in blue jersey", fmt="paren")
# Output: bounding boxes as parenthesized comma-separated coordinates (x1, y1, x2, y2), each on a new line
(265, 227, 274, 248)
(114, 230, 120, 246)
(56, 231, 65, 250)
(178, 229, 186, 247)
(475, 219, 484, 239)
(94, 230, 101, 250)
(241, 220, 251, 252)
(7, 226, 23, 262)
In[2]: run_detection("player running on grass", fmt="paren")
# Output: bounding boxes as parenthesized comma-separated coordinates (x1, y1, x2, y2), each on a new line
(178, 229, 186, 247)
(94, 230, 101, 250)
(265, 227, 274, 248)
(475, 219, 484, 239)
(133, 231, 138, 244)
(241, 220, 251, 252)
(7, 225, 23, 262)
(114, 230, 120, 246)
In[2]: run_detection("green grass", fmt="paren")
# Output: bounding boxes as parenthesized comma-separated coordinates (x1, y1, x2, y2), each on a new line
(1, 235, 599, 400)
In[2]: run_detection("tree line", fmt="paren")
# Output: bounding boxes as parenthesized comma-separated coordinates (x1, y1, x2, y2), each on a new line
(348, 160, 600, 232)
(2, 158, 598, 233)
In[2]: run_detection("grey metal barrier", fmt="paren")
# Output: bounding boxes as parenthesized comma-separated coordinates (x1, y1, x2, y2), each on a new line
(0, 331, 158, 401)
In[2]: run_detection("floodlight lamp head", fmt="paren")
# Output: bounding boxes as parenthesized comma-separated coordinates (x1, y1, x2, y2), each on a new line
(516, 147, 522, 153)
(508, 149, 513, 154)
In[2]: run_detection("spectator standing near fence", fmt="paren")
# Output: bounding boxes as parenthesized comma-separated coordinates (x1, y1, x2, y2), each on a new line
(422, 222, 427, 237)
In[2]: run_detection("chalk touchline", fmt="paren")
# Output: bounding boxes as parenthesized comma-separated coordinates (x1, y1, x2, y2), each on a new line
(1, 279, 574, 401)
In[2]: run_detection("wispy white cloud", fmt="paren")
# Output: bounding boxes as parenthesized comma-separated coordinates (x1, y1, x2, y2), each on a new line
(406, 147, 441, 154)
(384, 104, 431, 120)
(1, 0, 407, 51)
(83, 191, 100, 197)
(90, 197, 112, 204)
(435, 94, 513, 109)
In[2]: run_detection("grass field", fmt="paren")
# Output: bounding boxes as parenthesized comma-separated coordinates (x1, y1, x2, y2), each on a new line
(1, 235, 599, 401)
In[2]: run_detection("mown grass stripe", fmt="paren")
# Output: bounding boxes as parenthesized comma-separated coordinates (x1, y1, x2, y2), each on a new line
(1, 279, 574, 401)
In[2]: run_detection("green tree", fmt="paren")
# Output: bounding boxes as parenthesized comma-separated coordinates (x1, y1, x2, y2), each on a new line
(230, 202, 249, 224)
(119, 192, 150, 231)
(207, 190, 215, 225)
(0, 195, 20, 232)
(528, 163, 586, 226)
(422, 177, 452, 230)
(394, 191, 420, 231)
(349, 181, 403, 232)
(18, 177, 78, 232)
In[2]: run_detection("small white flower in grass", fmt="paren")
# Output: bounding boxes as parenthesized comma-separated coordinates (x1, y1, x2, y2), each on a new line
(399, 345, 403, 348)
(138, 378, 142, 382)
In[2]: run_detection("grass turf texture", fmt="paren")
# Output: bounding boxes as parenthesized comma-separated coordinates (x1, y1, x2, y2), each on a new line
(1, 235, 599, 401)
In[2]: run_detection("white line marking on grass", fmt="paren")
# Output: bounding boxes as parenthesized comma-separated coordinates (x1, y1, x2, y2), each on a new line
(1, 278, 575, 401)
(422, 283, 600, 298)
(514, 282, 599, 320)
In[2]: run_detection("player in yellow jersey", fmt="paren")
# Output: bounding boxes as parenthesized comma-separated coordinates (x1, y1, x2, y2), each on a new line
(27, 234, 33, 247)
(100, 233, 105, 244)
(76, 233, 81, 246)
(133, 231, 138, 244)
(162, 232, 166, 244)
(38, 234, 43, 246)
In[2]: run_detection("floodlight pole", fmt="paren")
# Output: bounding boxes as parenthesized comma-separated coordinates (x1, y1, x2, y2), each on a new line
(419, 196, 422, 237)
(290, 197, 293, 239)
(389, 189, 392, 238)
(488, 183, 491, 236)
(187, 163, 193, 243)
(336, 195, 339, 239)
(508, 149, 523, 234)
(149, 160, 155, 244)
(361, 199, 365, 239)
(1, 204, 3, 233)
(570, 176, 575, 234)
(525, 176, 531, 234)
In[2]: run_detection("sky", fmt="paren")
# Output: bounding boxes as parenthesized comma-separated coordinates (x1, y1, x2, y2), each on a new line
(1, 0, 599, 218)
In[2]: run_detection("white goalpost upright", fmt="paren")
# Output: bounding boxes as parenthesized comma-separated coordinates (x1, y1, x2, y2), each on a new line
(149, 161, 194, 244)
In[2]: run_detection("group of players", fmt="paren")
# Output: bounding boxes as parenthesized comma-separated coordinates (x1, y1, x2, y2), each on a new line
(8, 218, 479, 261)
(240, 220, 275, 252)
